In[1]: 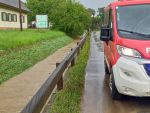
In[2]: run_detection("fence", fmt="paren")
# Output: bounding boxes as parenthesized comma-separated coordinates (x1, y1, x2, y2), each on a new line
(21, 32, 87, 113)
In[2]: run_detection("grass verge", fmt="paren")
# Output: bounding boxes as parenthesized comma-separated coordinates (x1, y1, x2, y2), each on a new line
(50, 36, 90, 113)
(0, 34, 72, 84)
(0, 29, 65, 51)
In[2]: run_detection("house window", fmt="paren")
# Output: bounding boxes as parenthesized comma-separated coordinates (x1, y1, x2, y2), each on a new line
(14, 14, 17, 22)
(22, 15, 25, 23)
(1, 12, 7, 21)
(11, 14, 17, 22)
(1, 12, 18, 22)
(8, 13, 11, 21)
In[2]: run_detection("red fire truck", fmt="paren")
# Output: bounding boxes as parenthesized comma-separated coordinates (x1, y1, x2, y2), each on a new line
(100, 0, 150, 99)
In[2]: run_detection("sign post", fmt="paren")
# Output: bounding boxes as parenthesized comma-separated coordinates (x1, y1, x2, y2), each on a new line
(36, 15, 48, 28)
(19, 0, 23, 31)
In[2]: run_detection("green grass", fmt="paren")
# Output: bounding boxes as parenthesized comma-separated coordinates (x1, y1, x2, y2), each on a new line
(50, 36, 90, 113)
(0, 29, 65, 51)
(0, 31, 73, 84)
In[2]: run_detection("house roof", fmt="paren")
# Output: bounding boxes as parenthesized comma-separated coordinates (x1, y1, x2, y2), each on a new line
(0, 0, 30, 12)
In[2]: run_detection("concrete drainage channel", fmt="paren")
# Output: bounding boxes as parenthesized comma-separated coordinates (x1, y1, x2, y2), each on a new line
(93, 32, 103, 52)
(20, 32, 88, 113)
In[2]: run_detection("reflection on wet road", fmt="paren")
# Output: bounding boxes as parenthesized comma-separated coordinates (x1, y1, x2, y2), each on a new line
(82, 32, 150, 113)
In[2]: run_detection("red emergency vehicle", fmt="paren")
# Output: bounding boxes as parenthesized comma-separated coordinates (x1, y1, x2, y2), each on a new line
(100, 0, 150, 99)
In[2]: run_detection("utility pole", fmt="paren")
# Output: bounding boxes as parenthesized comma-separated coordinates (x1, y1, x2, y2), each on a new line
(19, 0, 23, 31)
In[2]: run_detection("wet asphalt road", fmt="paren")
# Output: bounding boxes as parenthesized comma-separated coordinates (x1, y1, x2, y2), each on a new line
(82, 32, 150, 113)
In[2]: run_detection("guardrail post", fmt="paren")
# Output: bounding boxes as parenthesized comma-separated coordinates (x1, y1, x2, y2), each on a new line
(56, 63, 63, 90)
(81, 40, 85, 49)
(71, 48, 75, 67)
(71, 48, 73, 51)
(71, 58, 75, 67)
(77, 42, 80, 55)
(82, 39, 86, 49)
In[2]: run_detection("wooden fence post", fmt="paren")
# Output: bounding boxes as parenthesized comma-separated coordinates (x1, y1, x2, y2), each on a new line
(71, 58, 75, 67)
(77, 42, 80, 55)
(71, 48, 75, 67)
(56, 63, 63, 90)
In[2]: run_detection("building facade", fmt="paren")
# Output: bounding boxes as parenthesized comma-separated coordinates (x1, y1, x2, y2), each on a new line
(0, 0, 29, 29)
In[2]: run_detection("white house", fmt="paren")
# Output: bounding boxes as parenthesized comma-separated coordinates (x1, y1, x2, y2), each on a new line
(0, 0, 29, 29)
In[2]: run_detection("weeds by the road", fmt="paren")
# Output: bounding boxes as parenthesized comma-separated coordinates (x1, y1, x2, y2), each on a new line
(0, 35, 72, 84)
(50, 36, 90, 113)
(0, 30, 65, 51)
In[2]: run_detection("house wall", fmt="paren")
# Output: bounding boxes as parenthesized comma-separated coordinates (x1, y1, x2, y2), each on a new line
(0, 6, 28, 29)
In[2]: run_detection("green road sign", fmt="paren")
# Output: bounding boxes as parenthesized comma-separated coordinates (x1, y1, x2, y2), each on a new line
(36, 15, 48, 28)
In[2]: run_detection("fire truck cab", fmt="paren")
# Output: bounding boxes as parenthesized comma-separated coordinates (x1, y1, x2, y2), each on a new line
(100, 0, 150, 99)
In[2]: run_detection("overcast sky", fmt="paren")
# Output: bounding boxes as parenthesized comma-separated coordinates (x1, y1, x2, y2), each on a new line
(80, 0, 116, 10)
(21, 0, 26, 2)
(22, 0, 116, 10)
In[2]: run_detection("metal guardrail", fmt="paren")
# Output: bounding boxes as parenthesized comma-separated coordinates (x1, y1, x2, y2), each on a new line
(21, 32, 88, 113)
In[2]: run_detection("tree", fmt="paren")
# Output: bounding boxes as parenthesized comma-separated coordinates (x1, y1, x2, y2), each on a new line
(88, 8, 95, 17)
(26, 0, 47, 22)
(98, 7, 105, 26)
(26, 0, 91, 37)
(91, 16, 101, 30)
